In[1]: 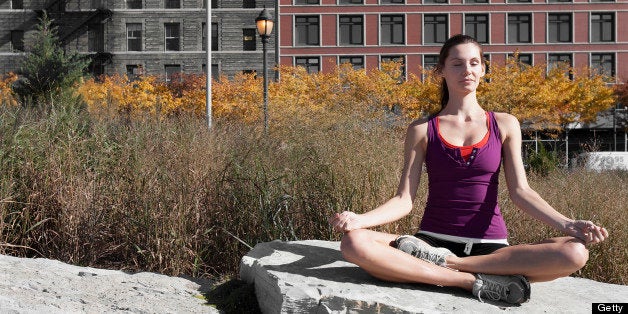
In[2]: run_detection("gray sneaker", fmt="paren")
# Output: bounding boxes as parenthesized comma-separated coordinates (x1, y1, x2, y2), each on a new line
(394, 235, 453, 267)
(472, 273, 531, 304)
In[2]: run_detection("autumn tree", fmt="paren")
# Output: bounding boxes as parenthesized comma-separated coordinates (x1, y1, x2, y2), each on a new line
(0, 73, 18, 106)
(613, 80, 628, 131)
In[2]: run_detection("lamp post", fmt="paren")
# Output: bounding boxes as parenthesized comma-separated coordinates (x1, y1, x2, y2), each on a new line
(256, 8, 274, 133)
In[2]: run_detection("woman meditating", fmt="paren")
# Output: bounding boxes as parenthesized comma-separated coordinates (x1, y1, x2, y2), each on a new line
(328, 34, 608, 304)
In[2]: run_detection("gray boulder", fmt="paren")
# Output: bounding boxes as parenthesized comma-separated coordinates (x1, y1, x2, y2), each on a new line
(240, 240, 628, 313)
(0, 254, 217, 313)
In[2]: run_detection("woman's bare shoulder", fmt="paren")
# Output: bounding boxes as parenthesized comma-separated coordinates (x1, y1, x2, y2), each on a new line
(405, 116, 430, 144)
(493, 112, 520, 127)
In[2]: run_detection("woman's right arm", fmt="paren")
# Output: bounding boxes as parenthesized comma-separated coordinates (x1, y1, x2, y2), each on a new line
(329, 119, 428, 233)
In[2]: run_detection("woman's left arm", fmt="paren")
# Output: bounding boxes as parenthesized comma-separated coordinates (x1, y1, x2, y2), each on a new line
(496, 113, 608, 245)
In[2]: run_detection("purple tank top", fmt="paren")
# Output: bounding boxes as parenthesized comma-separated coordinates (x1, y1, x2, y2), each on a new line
(419, 111, 508, 239)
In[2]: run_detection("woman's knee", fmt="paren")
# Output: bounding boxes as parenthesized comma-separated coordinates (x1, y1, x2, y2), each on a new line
(560, 238, 589, 270)
(340, 229, 374, 261)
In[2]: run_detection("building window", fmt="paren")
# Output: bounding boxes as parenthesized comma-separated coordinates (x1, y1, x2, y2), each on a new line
(548, 0, 571, 2)
(165, 0, 180, 8)
(165, 65, 182, 82)
(591, 13, 615, 42)
(243, 28, 256, 51)
(295, 0, 319, 4)
(465, 14, 488, 43)
(381, 55, 405, 81)
(508, 14, 531, 43)
(10, 30, 24, 52)
(423, 0, 447, 3)
(243, 0, 255, 8)
(508, 53, 533, 66)
(295, 57, 320, 73)
(381, 0, 404, 3)
(212, 23, 218, 51)
(381, 15, 404, 45)
(88, 24, 104, 52)
(126, 23, 142, 51)
(295, 16, 320, 46)
(339, 0, 363, 4)
(339, 16, 363, 46)
(89, 61, 105, 78)
(203, 0, 218, 8)
(464, 0, 488, 3)
(126, 64, 143, 80)
(12, 0, 24, 9)
(126, 0, 142, 8)
(202, 22, 207, 51)
(591, 53, 615, 77)
(507, 0, 530, 2)
(165, 23, 181, 51)
(548, 13, 572, 43)
(339, 56, 364, 70)
(548, 53, 572, 78)
(202, 64, 220, 81)
(423, 55, 438, 70)
(589, 0, 614, 2)
(424, 14, 448, 44)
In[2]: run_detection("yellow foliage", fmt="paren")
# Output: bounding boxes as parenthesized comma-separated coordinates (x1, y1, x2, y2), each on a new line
(0, 72, 18, 106)
(77, 61, 616, 132)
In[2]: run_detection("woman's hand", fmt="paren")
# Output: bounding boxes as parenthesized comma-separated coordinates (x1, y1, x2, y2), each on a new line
(329, 211, 364, 233)
(566, 220, 609, 245)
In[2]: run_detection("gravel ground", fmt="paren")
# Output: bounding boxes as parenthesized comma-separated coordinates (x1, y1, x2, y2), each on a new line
(0, 254, 220, 313)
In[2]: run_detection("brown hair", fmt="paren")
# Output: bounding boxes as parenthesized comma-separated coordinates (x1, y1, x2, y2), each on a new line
(435, 34, 485, 111)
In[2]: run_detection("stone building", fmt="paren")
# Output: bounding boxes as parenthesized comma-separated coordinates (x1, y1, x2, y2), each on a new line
(0, 0, 277, 79)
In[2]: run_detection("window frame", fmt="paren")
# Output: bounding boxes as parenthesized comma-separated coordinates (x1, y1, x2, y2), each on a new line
(243, 28, 256, 51)
(339, 15, 364, 46)
(464, 13, 489, 44)
(295, 56, 321, 73)
(590, 53, 615, 77)
(165, 0, 180, 8)
(590, 12, 615, 43)
(339, 56, 365, 70)
(507, 13, 532, 44)
(547, 13, 572, 43)
(380, 14, 405, 45)
(165, 23, 181, 51)
(164, 64, 182, 82)
(10, 30, 24, 52)
(423, 14, 448, 45)
(295, 15, 320, 46)
(126, 23, 143, 52)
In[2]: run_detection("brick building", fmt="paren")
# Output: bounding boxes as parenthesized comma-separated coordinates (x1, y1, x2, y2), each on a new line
(279, 0, 627, 82)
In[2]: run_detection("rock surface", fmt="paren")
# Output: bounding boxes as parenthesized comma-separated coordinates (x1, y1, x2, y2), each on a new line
(0, 254, 218, 313)
(241, 240, 628, 313)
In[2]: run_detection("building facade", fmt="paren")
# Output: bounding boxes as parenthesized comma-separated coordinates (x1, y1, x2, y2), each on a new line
(279, 0, 627, 82)
(0, 0, 626, 81)
(0, 0, 277, 79)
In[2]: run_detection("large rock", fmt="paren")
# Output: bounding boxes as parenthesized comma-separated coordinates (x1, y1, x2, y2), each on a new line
(0, 254, 218, 313)
(240, 240, 628, 313)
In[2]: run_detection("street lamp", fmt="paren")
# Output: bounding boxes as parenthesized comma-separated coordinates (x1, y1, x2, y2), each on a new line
(256, 8, 274, 133)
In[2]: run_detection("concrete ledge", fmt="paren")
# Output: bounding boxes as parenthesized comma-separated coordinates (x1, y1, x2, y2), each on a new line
(240, 240, 628, 313)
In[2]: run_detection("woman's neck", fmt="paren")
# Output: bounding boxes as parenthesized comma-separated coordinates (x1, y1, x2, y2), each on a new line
(441, 93, 484, 119)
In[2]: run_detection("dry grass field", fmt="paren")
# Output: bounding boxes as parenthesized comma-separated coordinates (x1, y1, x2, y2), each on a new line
(0, 102, 625, 286)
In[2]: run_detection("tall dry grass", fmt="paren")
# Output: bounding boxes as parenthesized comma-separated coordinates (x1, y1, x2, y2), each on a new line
(0, 101, 625, 285)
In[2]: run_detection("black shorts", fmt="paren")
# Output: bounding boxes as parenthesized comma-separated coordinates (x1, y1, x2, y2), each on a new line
(414, 233, 508, 257)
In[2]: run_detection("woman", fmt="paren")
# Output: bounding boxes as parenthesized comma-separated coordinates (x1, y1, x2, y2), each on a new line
(328, 34, 608, 304)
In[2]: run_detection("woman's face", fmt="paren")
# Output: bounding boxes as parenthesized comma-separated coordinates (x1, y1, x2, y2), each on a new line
(440, 42, 485, 95)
